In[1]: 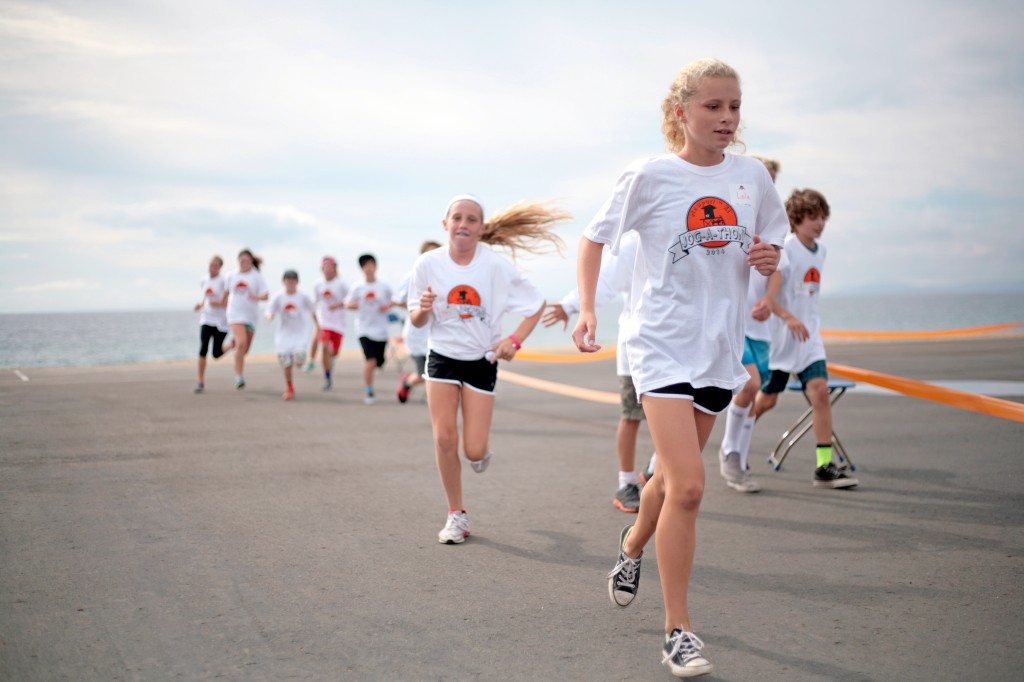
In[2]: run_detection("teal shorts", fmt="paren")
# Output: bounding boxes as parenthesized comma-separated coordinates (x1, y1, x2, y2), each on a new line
(741, 337, 770, 383)
(762, 359, 828, 394)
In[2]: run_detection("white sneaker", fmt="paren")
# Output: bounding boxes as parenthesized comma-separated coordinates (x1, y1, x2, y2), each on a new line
(470, 451, 492, 474)
(363, 394, 376, 405)
(726, 470, 762, 493)
(438, 510, 470, 544)
(719, 450, 742, 483)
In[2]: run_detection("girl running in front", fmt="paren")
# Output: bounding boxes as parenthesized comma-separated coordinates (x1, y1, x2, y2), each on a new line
(572, 59, 786, 678)
(409, 195, 568, 545)
(225, 248, 269, 389)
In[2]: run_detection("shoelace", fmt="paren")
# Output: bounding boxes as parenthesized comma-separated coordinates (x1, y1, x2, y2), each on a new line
(445, 513, 468, 533)
(662, 631, 705, 665)
(607, 554, 639, 587)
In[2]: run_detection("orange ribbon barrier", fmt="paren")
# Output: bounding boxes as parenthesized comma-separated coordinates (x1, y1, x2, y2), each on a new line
(497, 369, 619, 405)
(828, 363, 1024, 423)
(821, 322, 1023, 340)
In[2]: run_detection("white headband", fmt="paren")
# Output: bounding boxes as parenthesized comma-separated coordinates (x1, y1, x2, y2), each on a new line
(444, 194, 484, 219)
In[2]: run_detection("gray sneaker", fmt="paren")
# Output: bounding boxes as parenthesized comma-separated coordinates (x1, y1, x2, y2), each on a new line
(727, 470, 762, 493)
(613, 483, 641, 513)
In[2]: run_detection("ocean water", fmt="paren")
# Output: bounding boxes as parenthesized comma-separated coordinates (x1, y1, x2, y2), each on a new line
(0, 292, 1022, 369)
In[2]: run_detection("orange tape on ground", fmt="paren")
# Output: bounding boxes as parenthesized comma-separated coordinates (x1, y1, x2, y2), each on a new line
(828, 363, 1024, 423)
(515, 348, 616, 363)
(821, 322, 1023, 340)
(497, 369, 619, 405)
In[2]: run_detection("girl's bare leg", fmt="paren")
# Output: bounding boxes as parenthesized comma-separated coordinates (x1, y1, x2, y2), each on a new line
(426, 381, 464, 510)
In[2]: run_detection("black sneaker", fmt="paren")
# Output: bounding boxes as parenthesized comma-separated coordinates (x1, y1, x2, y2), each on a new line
(639, 454, 656, 485)
(607, 525, 641, 607)
(813, 462, 858, 488)
(662, 629, 712, 677)
(613, 483, 641, 513)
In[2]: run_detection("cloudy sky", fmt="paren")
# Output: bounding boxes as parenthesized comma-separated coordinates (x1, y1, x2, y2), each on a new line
(1, 0, 1022, 314)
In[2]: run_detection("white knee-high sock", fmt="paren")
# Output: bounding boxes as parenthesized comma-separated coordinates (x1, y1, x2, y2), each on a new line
(721, 402, 749, 455)
(738, 414, 756, 471)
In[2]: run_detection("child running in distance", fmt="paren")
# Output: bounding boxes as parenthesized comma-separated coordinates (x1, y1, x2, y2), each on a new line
(265, 270, 316, 401)
(543, 231, 649, 513)
(313, 256, 349, 390)
(303, 318, 320, 373)
(410, 195, 567, 545)
(345, 254, 393, 405)
(394, 240, 442, 403)
(752, 188, 858, 488)
(194, 255, 229, 394)
(717, 155, 782, 493)
(225, 249, 269, 389)
(573, 59, 785, 677)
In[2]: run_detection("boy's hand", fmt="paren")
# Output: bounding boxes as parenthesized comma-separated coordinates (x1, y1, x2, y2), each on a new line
(785, 316, 810, 342)
(541, 303, 570, 329)
(194, 302, 203, 312)
(748, 235, 779, 275)
(264, 312, 274, 321)
(571, 312, 601, 353)
(419, 286, 437, 312)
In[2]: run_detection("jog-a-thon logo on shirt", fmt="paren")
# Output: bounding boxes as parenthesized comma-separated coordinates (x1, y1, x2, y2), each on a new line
(446, 285, 486, 321)
(283, 302, 298, 317)
(235, 281, 249, 292)
(802, 267, 821, 295)
(668, 196, 752, 263)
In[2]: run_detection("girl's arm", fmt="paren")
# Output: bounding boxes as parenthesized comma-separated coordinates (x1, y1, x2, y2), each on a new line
(492, 303, 544, 362)
(571, 236, 604, 352)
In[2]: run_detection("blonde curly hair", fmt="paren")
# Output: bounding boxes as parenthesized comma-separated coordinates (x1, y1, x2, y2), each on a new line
(660, 58, 743, 154)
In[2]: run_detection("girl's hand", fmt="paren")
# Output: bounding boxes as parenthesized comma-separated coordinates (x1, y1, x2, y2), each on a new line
(491, 337, 518, 363)
(419, 286, 437, 312)
(249, 293, 261, 301)
(571, 312, 601, 353)
(748, 235, 779, 275)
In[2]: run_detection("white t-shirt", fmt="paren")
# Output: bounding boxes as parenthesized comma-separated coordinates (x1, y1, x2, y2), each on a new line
(314, 277, 349, 334)
(769, 233, 827, 373)
(393, 271, 429, 357)
(346, 279, 393, 342)
(268, 290, 315, 354)
(583, 153, 788, 395)
(559, 232, 638, 376)
(225, 269, 269, 326)
(198, 274, 228, 330)
(409, 243, 545, 361)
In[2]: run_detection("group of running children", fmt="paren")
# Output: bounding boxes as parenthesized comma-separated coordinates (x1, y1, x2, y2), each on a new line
(192, 58, 858, 678)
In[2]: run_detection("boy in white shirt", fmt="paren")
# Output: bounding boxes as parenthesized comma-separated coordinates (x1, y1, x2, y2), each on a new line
(753, 188, 858, 488)
(346, 254, 393, 405)
(394, 240, 441, 403)
(265, 270, 316, 401)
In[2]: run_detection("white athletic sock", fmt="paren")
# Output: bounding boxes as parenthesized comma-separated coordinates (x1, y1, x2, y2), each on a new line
(738, 415, 756, 471)
(721, 402, 749, 455)
(619, 471, 639, 489)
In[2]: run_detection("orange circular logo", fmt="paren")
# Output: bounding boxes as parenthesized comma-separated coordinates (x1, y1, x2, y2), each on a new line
(447, 285, 481, 319)
(686, 197, 737, 248)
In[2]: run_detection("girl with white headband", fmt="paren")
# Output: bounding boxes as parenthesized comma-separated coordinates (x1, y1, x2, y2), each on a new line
(408, 194, 568, 545)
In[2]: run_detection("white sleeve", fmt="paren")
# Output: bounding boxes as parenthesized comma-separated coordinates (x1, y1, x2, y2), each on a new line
(255, 272, 269, 297)
(505, 267, 545, 317)
(408, 259, 427, 312)
(582, 163, 649, 254)
(344, 284, 359, 306)
(393, 273, 411, 305)
(267, 293, 281, 315)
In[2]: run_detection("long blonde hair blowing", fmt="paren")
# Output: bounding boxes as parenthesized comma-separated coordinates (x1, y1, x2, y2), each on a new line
(660, 58, 742, 154)
(480, 201, 570, 257)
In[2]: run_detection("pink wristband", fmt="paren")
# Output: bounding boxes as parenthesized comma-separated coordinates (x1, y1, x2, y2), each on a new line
(508, 335, 521, 350)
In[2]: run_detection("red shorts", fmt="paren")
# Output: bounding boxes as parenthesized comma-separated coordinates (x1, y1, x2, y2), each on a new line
(320, 329, 343, 353)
